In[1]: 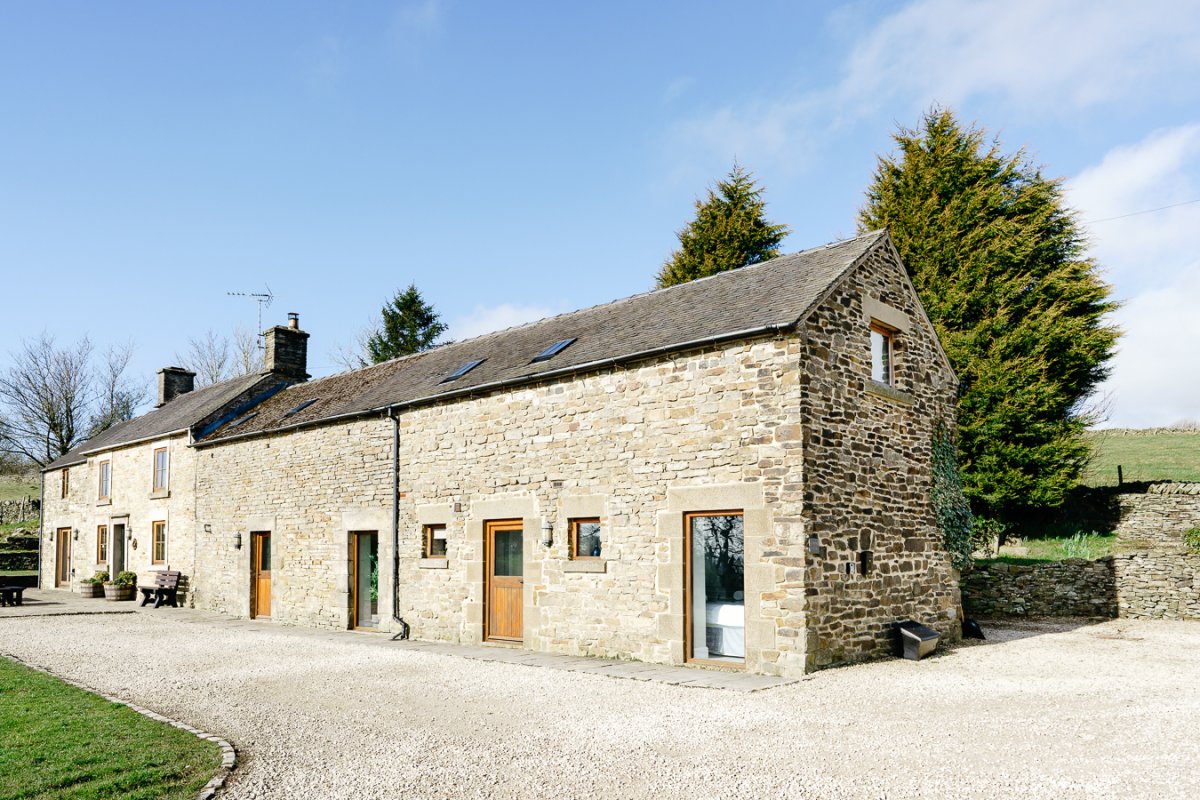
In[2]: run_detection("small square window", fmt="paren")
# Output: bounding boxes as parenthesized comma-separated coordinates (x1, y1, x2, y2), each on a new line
(570, 518, 602, 559)
(152, 520, 167, 564)
(153, 447, 169, 492)
(97, 525, 108, 563)
(870, 324, 893, 385)
(424, 524, 447, 558)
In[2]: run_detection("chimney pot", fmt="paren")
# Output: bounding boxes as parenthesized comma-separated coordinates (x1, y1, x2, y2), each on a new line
(288, 312, 299, 330)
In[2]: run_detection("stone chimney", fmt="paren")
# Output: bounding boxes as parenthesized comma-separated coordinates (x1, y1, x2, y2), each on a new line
(264, 313, 310, 382)
(156, 367, 196, 407)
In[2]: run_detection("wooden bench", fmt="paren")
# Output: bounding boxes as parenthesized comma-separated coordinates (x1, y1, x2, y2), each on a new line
(0, 585, 25, 607)
(139, 571, 181, 608)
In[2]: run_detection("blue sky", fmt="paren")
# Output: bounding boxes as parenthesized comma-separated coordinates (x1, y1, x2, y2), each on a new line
(2, 0, 1198, 428)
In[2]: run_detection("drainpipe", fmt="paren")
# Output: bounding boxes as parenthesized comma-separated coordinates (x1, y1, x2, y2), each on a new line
(388, 409, 409, 639)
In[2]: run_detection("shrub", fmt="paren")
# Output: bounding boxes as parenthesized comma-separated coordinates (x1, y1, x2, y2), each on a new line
(84, 571, 109, 586)
(107, 571, 138, 587)
(1185, 527, 1200, 554)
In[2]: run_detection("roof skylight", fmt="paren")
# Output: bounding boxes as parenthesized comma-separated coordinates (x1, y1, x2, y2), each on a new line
(531, 338, 577, 363)
(283, 398, 319, 418)
(229, 412, 258, 429)
(441, 359, 485, 383)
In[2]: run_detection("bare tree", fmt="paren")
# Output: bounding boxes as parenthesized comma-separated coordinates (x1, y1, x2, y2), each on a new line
(176, 327, 265, 388)
(330, 316, 378, 371)
(88, 342, 149, 437)
(0, 333, 129, 467)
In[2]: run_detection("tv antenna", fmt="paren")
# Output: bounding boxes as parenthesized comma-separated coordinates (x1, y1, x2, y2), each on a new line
(227, 285, 275, 348)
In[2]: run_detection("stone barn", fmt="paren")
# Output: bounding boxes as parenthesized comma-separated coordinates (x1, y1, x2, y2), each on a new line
(42, 230, 960, 676)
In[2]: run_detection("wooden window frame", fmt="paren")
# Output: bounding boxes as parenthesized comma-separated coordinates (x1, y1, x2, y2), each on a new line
(152, 447, 169, 492)
(423, 524, 447, 558)
(568, 517, 602, 560)
(151, 520, 167, 564)
(98, 461, 111, 501)
(96, 525, 108, 563)
(61, 467, 69, 499)
(869, 322, 895, 386)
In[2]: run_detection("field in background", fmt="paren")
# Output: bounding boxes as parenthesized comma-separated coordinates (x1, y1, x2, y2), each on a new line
(1082, 428, 1200, 486)
(0, 474, 38, 502)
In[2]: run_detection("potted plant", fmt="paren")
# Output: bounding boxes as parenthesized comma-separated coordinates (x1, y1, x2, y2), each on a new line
(79, 571, 108, 599)
(103, 571, 138, 601)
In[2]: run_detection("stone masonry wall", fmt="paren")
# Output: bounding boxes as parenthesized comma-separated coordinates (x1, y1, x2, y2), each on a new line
(1112, 483, 1200, 619)
(960, 559, 1117, 618)
(40, 435, 197, 594)
(799, 245, 962, 670)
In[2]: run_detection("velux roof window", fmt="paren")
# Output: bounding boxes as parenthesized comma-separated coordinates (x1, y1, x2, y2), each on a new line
(283, 398, 319, 418)
(531, 338, 577, 363)
(441, 359, 484, 383)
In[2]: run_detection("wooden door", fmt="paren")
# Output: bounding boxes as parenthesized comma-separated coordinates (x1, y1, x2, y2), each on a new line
(55, 528, 71, 587)
(485, 520, 524, 642)
(251, 532, 272, 619)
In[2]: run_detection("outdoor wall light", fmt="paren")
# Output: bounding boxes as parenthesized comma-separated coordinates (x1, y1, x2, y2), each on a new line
(232, 532, 242, 550)
(541, 521, 553, 548)
(72, 528, 79, 540)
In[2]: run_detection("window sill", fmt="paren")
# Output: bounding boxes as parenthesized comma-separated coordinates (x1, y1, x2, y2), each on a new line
(418, 558, 449, 570)
(866, 380, 915, 406)
(96, 498, 112, 507)
(563, 559, 607, 574)
(149, 490, 170, 500)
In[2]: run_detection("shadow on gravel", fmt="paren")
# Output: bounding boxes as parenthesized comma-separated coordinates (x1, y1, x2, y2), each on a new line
(962, 617, 1110, 646)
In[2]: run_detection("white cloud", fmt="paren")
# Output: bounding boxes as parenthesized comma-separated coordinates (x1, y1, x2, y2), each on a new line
(1096, 265, 1200, 428)
(1065, 125, 1200, 427)
(1065, 124, 1200, 293)
(448, 303, 559, 342)
(664, 1, 1200, 174)
(838, 0, 1200, 114)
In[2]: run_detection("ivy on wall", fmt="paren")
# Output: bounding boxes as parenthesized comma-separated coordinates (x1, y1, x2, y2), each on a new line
(933, 423, 975, 570)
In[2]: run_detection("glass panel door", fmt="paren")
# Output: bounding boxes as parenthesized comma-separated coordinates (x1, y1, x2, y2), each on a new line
(353, 532, 379, 629)
(688, 513, 745, 663)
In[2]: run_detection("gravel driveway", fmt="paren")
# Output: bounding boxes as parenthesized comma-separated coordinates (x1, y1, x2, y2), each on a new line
(3, 607, 1197, 799)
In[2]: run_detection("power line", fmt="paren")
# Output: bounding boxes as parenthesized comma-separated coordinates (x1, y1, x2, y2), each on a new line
(1086, 197, 1200, 224)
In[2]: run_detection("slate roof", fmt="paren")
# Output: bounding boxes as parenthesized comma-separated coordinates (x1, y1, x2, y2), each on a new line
(43, 372, 277, 471)
(198, 231, 889, 445)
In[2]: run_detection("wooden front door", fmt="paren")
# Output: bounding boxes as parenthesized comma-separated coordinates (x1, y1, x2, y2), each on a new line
(251, 532, 271, 619)
(485, 520, 524, 642)
(55, 528, 71, 587)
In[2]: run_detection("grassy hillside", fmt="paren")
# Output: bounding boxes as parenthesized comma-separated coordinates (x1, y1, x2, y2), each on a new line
(0, 473, 39, 502)
(1082, 428, 1200, 486)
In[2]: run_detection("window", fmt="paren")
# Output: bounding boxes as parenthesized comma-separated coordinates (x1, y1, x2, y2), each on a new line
(423, 524, 447, 558)
(97, 525, 108, 562)
(531, 338, 577, 363)
(569, 518, 602, 559)
(870, 323, 893, 385)
(153, 447, 169, 492)
(152, 521, 167, 564)
(441, 359, 484, 383)
(283, 398, 319, 418)
(98, 462, 111, 501)
(61, 467, 69, 499)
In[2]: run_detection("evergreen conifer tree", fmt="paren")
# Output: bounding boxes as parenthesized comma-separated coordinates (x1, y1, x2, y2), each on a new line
(859, 109, 1119, 521)
(365, 284, 447, 364)
(656, 164, 790, 288)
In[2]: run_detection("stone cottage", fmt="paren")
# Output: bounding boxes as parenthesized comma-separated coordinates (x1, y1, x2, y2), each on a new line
(42, 230, 960, 676)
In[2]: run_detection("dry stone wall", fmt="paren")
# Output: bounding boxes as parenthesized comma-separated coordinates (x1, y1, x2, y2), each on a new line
(1112, 483, 1200, 619)
(960, 559, 1117, 618)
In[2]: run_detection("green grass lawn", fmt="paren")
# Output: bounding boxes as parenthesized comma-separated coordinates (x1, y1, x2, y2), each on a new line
(0, 657, 221, 800)
(1083, 429, 1200, 486)
(0, 475, 38, 503)
(987, 532, 1116, 565)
